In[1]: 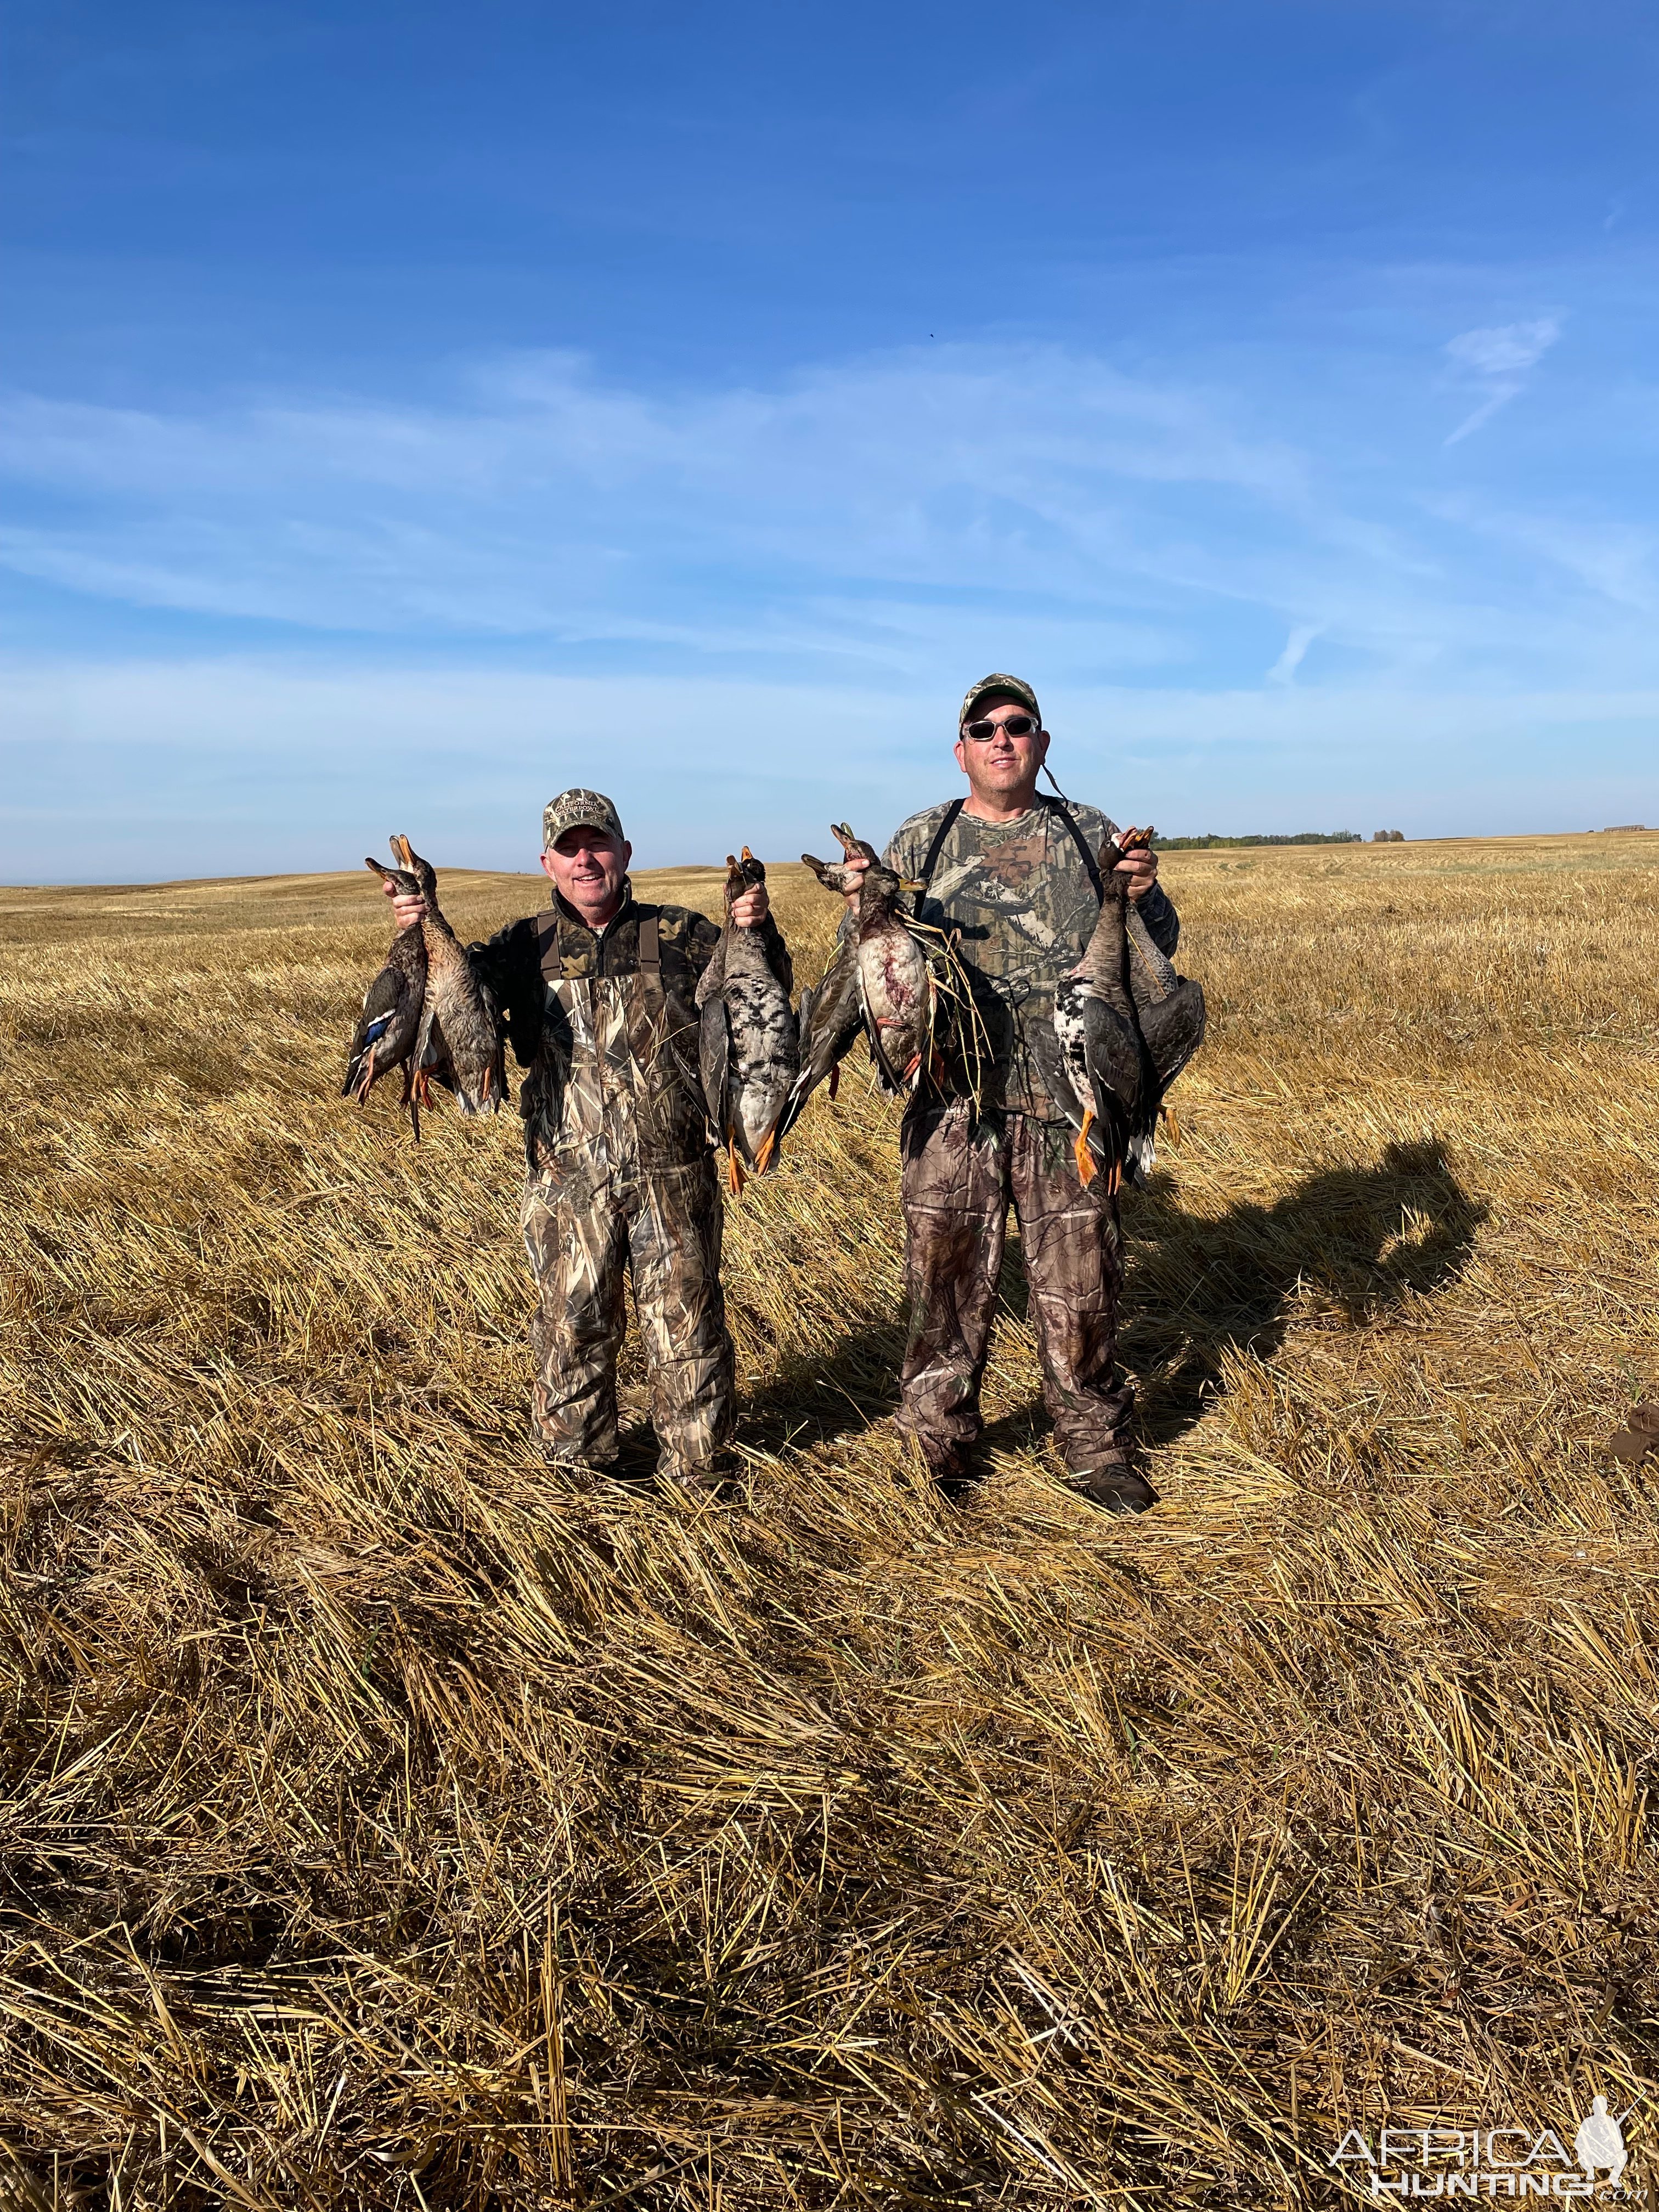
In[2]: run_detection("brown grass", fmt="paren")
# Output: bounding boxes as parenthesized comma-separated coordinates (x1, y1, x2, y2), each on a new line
(3, 831, 1659, 2207)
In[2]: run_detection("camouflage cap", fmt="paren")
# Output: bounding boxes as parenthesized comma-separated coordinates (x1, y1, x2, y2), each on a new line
(543, 787, 625, 849)
(960, 672, 1042, 727)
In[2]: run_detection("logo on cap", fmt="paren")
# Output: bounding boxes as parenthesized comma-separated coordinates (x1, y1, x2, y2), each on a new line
(543, 788, 625, 849)
(961, 673, 1042, 727)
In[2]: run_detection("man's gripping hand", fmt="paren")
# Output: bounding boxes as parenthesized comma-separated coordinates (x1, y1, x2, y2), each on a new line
(1111, 831, 1159, 904)
(837, 853, 869, 913)
(731, 883, 770, 928)
(385, 879, 427, 930)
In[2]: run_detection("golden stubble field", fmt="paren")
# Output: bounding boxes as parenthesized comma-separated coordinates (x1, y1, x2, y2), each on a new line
(2, 831, 1658, 2208)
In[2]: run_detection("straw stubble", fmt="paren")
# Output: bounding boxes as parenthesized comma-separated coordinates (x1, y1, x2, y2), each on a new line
(1, 834, 1656, 2205)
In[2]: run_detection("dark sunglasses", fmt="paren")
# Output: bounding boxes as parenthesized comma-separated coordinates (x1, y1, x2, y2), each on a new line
(962, 713, 1040, 741)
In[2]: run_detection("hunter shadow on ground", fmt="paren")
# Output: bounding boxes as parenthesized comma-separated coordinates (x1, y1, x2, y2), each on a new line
(684, 1136, 1486, 1476)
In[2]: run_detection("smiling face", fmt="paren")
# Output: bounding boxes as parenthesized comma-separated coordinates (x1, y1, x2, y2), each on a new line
(540, 823, 633, 927)
(953, 694, 1051, 812)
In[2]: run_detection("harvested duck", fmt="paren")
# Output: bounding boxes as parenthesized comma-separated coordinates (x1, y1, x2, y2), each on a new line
(1032, 826, 1206, 1189)
(342, 853, 427, 1120)
(695, 848, 799, 1193)
(780, 823, 960, 1132)
(392, 836, 505, 1120)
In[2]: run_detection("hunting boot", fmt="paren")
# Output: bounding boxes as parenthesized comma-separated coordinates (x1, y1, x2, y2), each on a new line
(657, 1466, 731, 1500)
(1063, 1451, 1159, 1514)
(900, 1427, 972, 1499)
(538, 1447, 611, 1491)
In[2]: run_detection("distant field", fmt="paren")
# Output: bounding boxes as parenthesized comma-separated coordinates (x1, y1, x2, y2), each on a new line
(2, 830, 1658, 2205)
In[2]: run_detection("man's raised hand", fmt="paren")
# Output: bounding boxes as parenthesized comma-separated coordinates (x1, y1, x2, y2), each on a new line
(385, 878, 427, 930)
(1111, 831, 1159, 904)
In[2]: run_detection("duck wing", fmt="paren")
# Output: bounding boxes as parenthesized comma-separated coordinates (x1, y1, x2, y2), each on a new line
(693, 928, 728, 1010)
(773, 939, 862, 1137)
(1125, 909, 1207, 1090)
(699, 991, 731, 1137)
(1080, 993, 1146, 1124)
(1031, 980, 1145, 1189)
(342, 929, 425, 1100)
(1136, 974, 1206, 1093)
(695, 924, 732, 1133)
(419, 938, 505, 1115)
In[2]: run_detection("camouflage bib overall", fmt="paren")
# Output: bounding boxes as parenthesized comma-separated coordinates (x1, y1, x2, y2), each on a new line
(515, 901, 735, 1483)
(879, 799, 1181, 1479)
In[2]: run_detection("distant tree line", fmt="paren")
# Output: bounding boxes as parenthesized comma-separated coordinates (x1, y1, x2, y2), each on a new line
(1152, 831, 1364, 850)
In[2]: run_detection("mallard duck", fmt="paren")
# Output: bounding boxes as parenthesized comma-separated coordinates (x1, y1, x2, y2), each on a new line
(342, 855, 428, 1121)
(1032, 826, 1206, 1190)
(695, 848, 799, 1195)
(390, 836, 506, 1119)
(779, 823, 940, 1132)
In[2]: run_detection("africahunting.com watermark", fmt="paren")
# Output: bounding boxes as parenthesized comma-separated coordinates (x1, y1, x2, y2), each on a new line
(1330, 2099, 1637, 2198)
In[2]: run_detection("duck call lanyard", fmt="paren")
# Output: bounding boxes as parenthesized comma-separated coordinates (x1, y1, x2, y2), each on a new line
(913, 794, 1105, 908)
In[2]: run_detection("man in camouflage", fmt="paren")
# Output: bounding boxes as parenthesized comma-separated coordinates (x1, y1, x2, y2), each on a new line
(388, 790, 792, 1488)
(839, 676, 1179, 1511)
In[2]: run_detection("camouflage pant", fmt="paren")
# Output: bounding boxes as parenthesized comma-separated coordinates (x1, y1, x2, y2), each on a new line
(896, 1099, 1133, 1469)
(519, 1154, 735, 1480)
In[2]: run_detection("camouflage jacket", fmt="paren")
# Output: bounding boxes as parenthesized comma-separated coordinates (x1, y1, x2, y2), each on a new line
(883, 797, 1179, 1120)
(468, 886, 793, 1182)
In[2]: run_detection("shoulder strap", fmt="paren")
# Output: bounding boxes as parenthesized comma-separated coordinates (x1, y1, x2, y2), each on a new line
(1039, 793, 1104, 902)
(637, 912, 660, 972)
(535, 909, 563, 981)
(916, 799, 966, 898)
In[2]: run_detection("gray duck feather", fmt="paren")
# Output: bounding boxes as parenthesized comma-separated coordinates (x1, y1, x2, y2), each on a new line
(694, 849, 799, 1191)
(1032, 827, 1206, 1189)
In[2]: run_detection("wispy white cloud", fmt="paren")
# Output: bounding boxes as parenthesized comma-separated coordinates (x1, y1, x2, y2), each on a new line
(3, 323, 1657, 880)
(1442, 316, 1561, 445)
(2, 335, 1635, 703)
(0, 344, 1409, 683)
(1266, 622, 1320, 685)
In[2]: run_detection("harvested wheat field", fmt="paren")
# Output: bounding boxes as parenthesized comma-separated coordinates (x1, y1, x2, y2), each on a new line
(3, 830, 1659, 2208)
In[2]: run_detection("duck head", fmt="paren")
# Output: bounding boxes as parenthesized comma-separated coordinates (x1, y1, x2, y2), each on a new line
(389, 834, 439, 906)
(802, 823, 923, 906)
(724, 846, 767, 914)
(365, 856, 421, 897)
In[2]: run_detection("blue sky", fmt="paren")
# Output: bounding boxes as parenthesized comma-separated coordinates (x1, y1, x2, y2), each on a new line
(3, 0, 1657, 879)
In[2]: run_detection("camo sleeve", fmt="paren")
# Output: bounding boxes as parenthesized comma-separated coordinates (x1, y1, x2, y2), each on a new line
(1138, 877, 1178, 955)
(1069, 806, 1178, 953)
